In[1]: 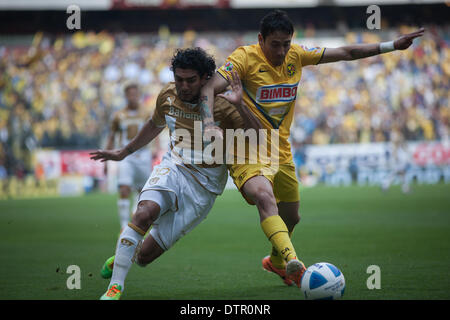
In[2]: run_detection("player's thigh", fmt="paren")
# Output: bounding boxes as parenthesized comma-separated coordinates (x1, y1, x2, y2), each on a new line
(229, 163, 276, 205)
(149, 175, 216, 251)
(273, 162, 300, 203)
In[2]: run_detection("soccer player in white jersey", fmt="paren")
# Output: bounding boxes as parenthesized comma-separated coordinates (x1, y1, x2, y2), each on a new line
(104, 83, 152, 231)
(382, 127, 412, 193)
(90, 47, 261, 300)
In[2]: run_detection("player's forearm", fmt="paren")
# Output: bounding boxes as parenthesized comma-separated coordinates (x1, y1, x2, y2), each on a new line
(199, 85, 215, 128)
(123, 119, 163, 155)
(235, 102, 263, 130)
(341, 43, 382, 60)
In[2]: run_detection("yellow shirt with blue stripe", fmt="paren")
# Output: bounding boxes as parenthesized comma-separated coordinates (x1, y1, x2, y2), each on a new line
(217, 43, 324, 164)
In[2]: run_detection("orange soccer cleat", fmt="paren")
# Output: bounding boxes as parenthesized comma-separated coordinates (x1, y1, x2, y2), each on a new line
(262, 255, 294, 286)
(285, 258, 306, 288)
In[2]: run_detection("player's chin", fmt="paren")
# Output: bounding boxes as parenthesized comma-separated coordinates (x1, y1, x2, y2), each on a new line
(272, 59, 284, 66)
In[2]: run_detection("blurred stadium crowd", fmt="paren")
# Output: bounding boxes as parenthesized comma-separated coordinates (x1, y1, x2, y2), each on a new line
(0, 25, 449, 178)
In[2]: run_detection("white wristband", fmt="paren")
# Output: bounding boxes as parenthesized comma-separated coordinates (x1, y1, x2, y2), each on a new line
(379, 41, 395, 53)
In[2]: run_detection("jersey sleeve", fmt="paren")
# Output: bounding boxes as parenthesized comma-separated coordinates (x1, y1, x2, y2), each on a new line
(217, 46, 248, 81)
(294, 44, 325, 66)
(150, 90, 167, 128)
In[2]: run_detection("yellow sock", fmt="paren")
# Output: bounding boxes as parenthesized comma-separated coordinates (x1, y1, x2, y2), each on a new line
(270, 231, 293, 269)
(261, 215, 297, 264)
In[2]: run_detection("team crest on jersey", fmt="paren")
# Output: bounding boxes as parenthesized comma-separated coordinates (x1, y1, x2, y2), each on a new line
(224, 61, 233, 72)
(301, 45, 321, 53)
(287, 63, 296, 77)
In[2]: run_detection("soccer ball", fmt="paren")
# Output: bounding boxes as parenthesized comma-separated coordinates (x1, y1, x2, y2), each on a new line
(300, 262, 345, 300)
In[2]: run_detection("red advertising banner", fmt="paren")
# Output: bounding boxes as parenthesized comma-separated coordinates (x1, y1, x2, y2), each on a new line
(111, 0, 230, 9)
(60, 150, 105, 178)
(412, 142, 450, 167)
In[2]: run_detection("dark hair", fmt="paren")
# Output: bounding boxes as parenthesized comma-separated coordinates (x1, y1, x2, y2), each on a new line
(260, 10, 294, 39)
(171, 47, 216, 79)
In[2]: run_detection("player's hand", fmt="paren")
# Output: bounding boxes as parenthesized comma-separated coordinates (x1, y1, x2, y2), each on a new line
(218, 71, 243, 107)
(394, 28, 425, 50)
(90, 149, 127, 162)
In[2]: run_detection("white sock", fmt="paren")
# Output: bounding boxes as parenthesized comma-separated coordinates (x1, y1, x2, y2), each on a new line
(117, 199, 130, 230)
(109, 225, 144, 289)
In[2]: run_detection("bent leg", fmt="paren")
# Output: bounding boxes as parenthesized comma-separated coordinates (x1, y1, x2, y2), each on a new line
(108, 200, 161, 291)
(136, 234, 165, 267)
(278, 201, 300, 232)
(269, 201, 300, 268)
(242, 176, 298, 263)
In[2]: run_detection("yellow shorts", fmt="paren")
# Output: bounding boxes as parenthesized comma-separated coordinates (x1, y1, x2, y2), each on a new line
(228, 162, 300, 205)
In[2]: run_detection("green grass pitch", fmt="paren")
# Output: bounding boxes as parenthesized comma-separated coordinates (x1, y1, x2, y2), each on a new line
(0, 184, 449, 300)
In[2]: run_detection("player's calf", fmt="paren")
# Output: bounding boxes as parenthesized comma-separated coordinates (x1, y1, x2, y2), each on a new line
(135, 235, 165, 267)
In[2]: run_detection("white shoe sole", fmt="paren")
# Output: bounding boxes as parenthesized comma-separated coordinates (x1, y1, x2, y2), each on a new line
(286, 259, 304, 276)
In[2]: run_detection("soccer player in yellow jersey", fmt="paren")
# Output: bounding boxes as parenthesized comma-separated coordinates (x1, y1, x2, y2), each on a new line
(199, 10, 424, 287)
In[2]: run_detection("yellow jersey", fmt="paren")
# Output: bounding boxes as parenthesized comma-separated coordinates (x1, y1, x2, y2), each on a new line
(217, 43, 324, 164)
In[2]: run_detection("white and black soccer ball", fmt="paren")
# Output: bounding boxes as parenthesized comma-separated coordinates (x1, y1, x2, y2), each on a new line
(300, 262, 345, 300)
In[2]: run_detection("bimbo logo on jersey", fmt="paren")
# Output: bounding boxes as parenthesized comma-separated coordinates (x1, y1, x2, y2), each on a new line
(256, 82, 299, 103)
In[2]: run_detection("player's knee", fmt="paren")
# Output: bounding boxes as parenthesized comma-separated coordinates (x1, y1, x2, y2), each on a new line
(132, 201, 160, 230)
(119, 185, 131, 198)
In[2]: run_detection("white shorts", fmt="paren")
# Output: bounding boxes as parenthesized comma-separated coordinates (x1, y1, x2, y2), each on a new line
(139, 157, 217, 251)
(117, 152, 152, 191)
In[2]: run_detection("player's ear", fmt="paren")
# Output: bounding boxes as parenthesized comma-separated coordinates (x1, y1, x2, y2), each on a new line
(258, 33, 264, 47)
(200, 74, 208, 86)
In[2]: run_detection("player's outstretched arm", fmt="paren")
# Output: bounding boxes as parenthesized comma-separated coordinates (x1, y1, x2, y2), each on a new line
(318, 28, 425, 64)
(218, 71, 263, 130)
(199, 73, 230, 140)
(90, 119, 164, 162)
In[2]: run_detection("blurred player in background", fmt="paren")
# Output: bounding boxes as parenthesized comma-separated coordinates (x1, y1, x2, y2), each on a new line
(199, 10, 424, 287)
(382, 126, 412, 193)
(90, 47, 261, 300)
(104, 83, 153, 232)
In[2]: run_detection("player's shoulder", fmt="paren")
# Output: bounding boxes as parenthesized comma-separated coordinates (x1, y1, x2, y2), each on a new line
(289, 43, 305, 56)
(156, 82, 177, 104)
(158, 82, 176, 97)
(292, 43, 323, 56)
(228, 44, 258, 60)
